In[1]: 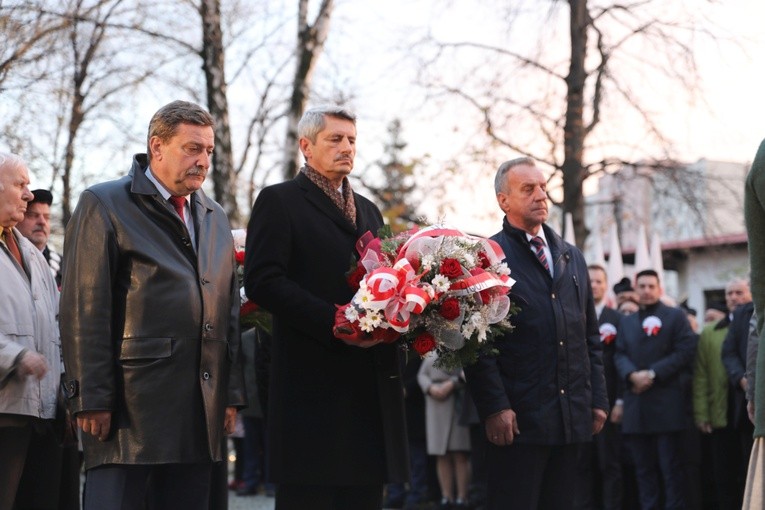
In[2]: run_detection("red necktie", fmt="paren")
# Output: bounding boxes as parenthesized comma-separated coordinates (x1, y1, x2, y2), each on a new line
(169, 196, 186, 222)
(530, 236, 549, 273)
(3, 227, 22, 266)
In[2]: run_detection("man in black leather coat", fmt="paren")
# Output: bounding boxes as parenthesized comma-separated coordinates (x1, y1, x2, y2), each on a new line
(60, 100, 245, 509)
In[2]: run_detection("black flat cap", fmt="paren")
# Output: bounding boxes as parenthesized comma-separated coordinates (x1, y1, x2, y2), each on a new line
(30, 189, 53, 205)
(613, 277, 633, 295)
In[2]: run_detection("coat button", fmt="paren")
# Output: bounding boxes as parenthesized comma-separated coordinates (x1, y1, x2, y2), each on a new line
(204, 323, 213, 331)
(202, 372, 210, 380)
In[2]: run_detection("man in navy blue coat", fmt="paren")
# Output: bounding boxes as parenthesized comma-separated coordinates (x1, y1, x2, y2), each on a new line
(614, 269, 697, 510)
(464, 157, 608, 510)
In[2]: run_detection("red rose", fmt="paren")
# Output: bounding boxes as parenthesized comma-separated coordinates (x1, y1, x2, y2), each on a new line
(372, 327, 400, 344)
(240, 300, 258, 317)
(347, 265, 366, 290)
(439, 297, 461, 320)
(235, 250, 245, 265)
(479, 289, 493, 304)
(439, 258, 463, 279)
(413, 332, 437, 356)
(477, 251, 491, 268)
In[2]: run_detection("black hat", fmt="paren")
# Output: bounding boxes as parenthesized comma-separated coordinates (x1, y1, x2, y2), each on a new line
(30, 189, 53, 205)
(613, 277, 633, 295)
(706, 300, 728, 314)
(680, 299, 697, 317)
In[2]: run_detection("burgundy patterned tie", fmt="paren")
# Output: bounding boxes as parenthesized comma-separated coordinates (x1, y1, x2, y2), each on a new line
(168, 196, 186, 222)
(530, 236, 550, 273)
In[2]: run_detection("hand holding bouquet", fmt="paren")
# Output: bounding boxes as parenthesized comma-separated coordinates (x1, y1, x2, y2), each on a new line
(333, 225, 516, 368)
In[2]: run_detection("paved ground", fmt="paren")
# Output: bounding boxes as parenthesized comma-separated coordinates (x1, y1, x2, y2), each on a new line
(228, 492, 275, 510)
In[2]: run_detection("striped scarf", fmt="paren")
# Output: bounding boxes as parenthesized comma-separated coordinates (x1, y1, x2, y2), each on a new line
(302, 165, 356, 227)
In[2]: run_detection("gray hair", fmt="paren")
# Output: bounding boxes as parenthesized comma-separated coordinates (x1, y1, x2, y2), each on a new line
(0, 152, 27, 191)
(297, 105, 356, 144)
(147, 100, 214, 161)
(494, 157, 536, 194)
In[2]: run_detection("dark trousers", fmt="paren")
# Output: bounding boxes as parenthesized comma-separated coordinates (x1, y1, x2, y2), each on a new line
(626, 432, 685, 510)
(0, 424, 32, 510)
(385, 439, 429, 506)
(0, 420, 66, 510)
(276, 483, 383, 510)
(594, 420, 623, 510)
(709, 426, 745, 510)
(83, 462, 213, 510)
(486, 442, 584, 510)
(241, 416, 266, 491)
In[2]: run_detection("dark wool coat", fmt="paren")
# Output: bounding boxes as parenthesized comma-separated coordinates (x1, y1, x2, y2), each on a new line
(60, 154, 245, 469)
(244, 172, 409, 485)
(722, 301, 755, 428)
(465, 219, 609, 445)
(614, 302, 697, 434)
(599, 306, 623, 407)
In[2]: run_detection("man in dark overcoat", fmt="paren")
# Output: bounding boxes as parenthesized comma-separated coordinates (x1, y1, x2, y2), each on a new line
(464, 157, 609, 510)
(244, 105, 408, 510)
(60, 100, 245, 509)
(614, 269, 697, 510)
(574, 264, 624, 510)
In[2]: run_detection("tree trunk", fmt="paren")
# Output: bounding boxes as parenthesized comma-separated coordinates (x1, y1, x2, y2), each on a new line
(281, 0, 334, 181)
(200, 0, 238, 224)
(562, 0, 589, 247)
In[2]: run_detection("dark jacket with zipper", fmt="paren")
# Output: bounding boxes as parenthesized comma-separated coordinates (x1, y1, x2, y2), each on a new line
(60, 154, 246, 469)
(465, 218, 608, 445)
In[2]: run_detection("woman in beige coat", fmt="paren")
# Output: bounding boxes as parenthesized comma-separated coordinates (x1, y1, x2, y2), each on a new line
(418, 353, 471, 509)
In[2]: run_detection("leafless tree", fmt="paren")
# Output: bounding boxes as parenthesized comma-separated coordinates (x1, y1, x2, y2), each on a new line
(281, 0, 334, 180)
(416, 0, 716, 245)
(0, 2, 69, 92)
(200, 0, 238, 223)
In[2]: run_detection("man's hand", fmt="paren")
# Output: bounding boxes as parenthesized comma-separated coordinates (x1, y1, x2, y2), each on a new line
(748, 400, 755, 425)
(224, 407, 237, 435)
(697, 422, 713, 434)
(17, 351, 48, 380)
(333, 305, 398, 348)
(740, 377, 749, 392)
(610, 402, 623, 424)
(77, 411, 112, 442)
(629, 370, 654, 394)
(485, 409, 519, 446)
(592, 408, 607, 435)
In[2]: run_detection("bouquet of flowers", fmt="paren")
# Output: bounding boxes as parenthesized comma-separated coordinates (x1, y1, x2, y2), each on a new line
(334, 225, 516, 369)
(232, 229, 272, 333)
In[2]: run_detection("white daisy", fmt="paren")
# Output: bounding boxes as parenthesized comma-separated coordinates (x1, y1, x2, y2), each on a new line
(432, 274, 451, 292)
(359, 316, 376, 333)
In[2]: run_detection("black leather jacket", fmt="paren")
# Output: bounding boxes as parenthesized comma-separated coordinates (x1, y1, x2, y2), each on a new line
(60, 154, 245, 469)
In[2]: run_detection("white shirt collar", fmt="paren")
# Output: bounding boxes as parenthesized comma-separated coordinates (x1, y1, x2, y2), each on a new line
(145, 167, 189, 202)
(525, 227, 549, 245)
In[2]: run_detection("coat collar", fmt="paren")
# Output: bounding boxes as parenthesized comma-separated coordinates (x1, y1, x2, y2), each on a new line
(295, 171, 357, 235)
(128, 154, 214, 216)
(501, 217, 571, 279)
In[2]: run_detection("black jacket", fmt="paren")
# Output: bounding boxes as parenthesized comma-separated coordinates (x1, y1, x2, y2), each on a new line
(60, 155, 245, 469)
(465, 219, 608, 445)
(599, 306, 623, 408)
(244, 172, 409, 485)
(614, 302, 697, 434)
(722, 301, 755, 428)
